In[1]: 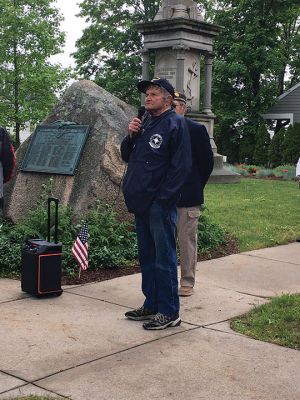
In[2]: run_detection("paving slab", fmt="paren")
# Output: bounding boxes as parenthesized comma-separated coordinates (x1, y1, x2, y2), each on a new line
(180, 283, 268, 325)
(0, 372, 26, 395)
(0, 384, 66, 399)
(0, 279, 27, 303)
(67, 278, 267, 326)
(0, 291, 190, 382)
(65, 273, 144, 309)
(196, 254, 300, 297)
(242, 242, 300, 265)
(1, 243, 299, 400)
(36, 328, 300, 400)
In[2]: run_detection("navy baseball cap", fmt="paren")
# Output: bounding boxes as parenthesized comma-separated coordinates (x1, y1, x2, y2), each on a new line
(174, 91, 187, 103)
(137, 77, 175, 97)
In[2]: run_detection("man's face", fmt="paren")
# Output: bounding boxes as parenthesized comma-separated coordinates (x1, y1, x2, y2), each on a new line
(173, 100, 187, 116)
(144, 86, 172, 116)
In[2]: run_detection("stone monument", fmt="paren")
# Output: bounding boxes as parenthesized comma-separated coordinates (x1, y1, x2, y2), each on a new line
(136, 0, 240, 183)
(4, 80, 136, 223)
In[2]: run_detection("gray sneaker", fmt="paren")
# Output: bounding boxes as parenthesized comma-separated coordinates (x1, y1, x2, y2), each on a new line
(125, 306, 156, 321)
(143, 313, 181, 330)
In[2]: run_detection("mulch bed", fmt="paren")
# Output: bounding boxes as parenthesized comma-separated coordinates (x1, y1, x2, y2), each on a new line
(62, 265, 141, 286)
(62, 234, 239, 286)
(242, 175, 285, 181)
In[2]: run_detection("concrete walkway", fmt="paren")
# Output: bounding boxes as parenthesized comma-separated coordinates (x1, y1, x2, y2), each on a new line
(0, 243, 299, 400)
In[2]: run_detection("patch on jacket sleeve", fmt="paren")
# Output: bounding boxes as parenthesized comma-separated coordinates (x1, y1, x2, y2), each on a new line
(149, 134, 163, 149)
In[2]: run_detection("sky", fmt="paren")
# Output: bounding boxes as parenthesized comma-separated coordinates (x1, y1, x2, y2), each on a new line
(50, 0, 88, 68)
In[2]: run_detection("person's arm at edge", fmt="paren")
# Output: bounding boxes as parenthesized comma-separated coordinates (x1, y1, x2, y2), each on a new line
(296, 157, 300, 181)
(0, 127, 15, 183)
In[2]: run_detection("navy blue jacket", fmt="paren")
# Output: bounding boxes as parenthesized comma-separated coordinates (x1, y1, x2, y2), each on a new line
(121, 108, 191, 215)
(176, 118, 214, 207)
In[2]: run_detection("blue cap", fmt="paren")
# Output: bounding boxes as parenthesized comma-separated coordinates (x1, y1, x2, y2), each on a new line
(137, 77, 175, 97)
(174, 91, 187, 104)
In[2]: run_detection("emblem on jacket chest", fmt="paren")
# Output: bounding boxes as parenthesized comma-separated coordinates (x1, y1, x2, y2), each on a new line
(149, 134, 163, 149)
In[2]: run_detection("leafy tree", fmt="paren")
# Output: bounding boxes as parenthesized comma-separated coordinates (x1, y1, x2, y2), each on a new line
(0, 0, 70, 146)
(75, 0, 160, 106)
(74, 0, 299, 162)
(210, 0, 300, 160)
(282, 123, 300, 164)
(253, 123, 271, 166)
(269, 128, 285, 167)
(273, 2, 300, 133)
(214, 120, 240, 163)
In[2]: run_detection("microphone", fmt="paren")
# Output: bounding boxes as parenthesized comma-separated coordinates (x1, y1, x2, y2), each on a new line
(130, 106, 147, 138)
(137, 106, 146, 120)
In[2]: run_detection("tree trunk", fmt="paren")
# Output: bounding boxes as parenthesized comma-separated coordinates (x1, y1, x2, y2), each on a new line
(13, 37, 20, 147)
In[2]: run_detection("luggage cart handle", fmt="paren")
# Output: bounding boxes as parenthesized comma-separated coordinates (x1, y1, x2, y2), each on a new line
(47, 197, 59, 243)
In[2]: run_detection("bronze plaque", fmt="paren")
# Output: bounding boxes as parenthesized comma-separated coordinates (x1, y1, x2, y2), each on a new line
(21, 122, 90, 175)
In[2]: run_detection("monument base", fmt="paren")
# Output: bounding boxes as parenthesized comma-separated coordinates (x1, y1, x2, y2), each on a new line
(209, 153, 240, 184)
(186, 112, 241, 184)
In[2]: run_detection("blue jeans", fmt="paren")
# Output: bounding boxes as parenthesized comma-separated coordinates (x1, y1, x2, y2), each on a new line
(135, 201, 179, 317)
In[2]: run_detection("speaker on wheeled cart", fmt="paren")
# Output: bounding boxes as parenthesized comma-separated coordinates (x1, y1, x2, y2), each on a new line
(21, 197, 63, 297)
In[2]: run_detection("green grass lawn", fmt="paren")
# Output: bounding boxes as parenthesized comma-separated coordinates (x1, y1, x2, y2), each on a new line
(205, 178, 300, 251)
(231, 294, 300, 350)
(206, 179, 300, 350)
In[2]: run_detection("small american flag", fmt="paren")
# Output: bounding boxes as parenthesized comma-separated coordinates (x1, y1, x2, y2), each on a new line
(71, 222, 89, 271)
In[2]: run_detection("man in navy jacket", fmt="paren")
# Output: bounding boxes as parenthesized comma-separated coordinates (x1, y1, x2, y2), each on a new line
(173, 92, 214, 296)
(121, 78, 191, 330)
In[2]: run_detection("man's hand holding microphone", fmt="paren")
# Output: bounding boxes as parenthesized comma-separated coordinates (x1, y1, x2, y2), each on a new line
(128, 106, 146, 138)
(128, 118, 142, 138)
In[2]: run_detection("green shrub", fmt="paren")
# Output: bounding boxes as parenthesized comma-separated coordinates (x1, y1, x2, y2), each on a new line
(253, 123, 271, 166)
(0, 200, 230, 278)
(282, 123, 300, 164)
(227, 163, 296, 181)
(0, 201, 138, 278)
(255, 168, 274, 178)
(197, 207, 227, 253)
(273, 164, 296, 180)
(84, 201, 137, 270)
(0, 202, 75, 277)
(214, 121, 240, 164)
(0, 177, 230, 277)
(237, 125, 254, 163)
(269, 128, 285, 167)
(0, 218, 23, 277)
(227, 163, 250, 176)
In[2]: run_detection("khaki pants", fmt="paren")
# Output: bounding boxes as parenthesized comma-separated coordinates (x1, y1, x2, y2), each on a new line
(177, 206, 201, 288)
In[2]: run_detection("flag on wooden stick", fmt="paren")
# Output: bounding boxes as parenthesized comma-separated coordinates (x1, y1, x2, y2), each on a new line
(72, 222, 89, 274)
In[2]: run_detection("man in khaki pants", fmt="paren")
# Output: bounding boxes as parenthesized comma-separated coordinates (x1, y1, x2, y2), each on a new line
(173, 92, 214, 296)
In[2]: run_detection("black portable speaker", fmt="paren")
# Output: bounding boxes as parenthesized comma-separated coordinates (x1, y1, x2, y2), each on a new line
(21, 197, 63, 297)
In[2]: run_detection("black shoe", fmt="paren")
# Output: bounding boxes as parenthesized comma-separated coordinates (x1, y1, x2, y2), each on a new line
(296, 237, 300, 242)
(125, 306, 156, 321)
(143, 313, 181, 330)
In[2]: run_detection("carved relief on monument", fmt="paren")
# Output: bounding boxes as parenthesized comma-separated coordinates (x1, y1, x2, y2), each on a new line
(184, 52, 200, 111)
